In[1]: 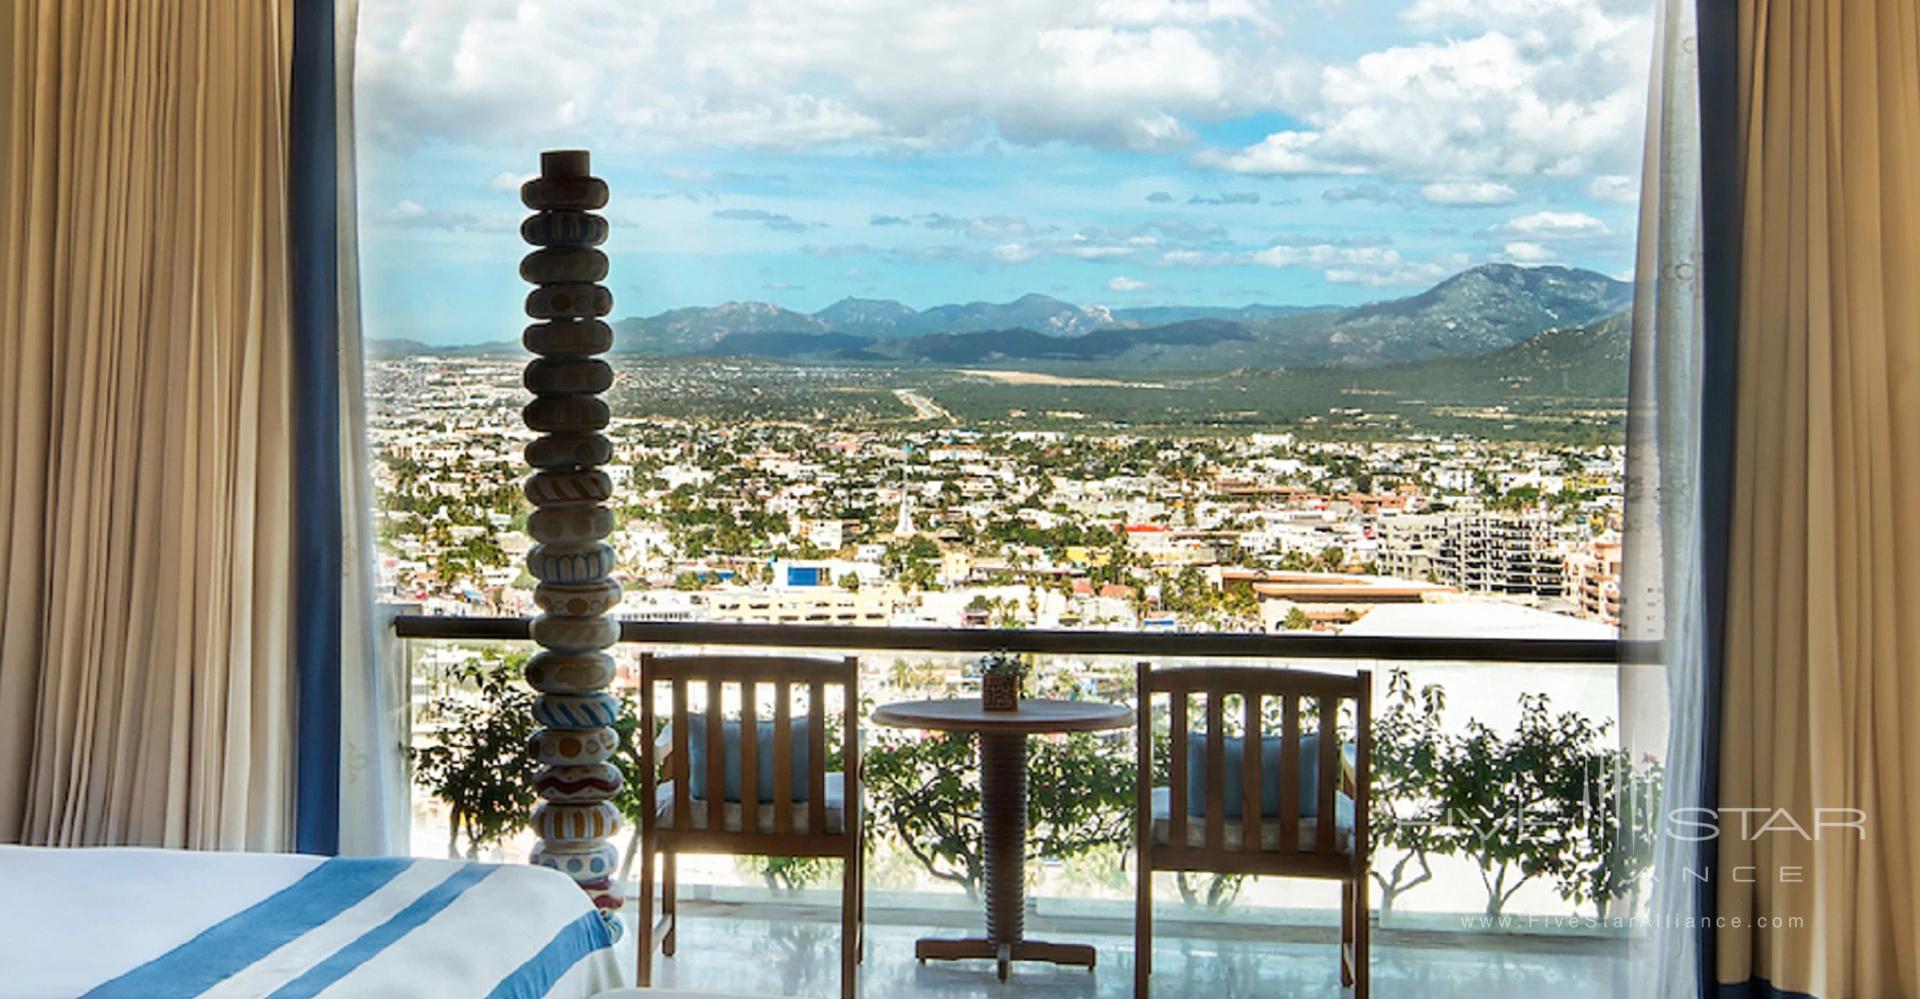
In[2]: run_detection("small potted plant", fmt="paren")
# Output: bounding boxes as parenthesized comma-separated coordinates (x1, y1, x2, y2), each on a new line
(978, 651, 1027, 712)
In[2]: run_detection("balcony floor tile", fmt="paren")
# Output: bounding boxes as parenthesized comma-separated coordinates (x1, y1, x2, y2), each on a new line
(618, 905, 1631, 997)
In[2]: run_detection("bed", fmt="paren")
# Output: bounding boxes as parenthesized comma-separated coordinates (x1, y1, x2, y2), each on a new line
(0, 846, 626, 998)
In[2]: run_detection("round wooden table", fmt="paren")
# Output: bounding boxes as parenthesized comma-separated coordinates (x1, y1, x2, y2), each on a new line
(871, 697, 1132, 981)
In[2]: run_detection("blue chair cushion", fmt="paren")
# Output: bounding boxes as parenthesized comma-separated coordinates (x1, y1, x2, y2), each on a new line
(685, 713, 813, 803)
(1184, 732, 1351, 819)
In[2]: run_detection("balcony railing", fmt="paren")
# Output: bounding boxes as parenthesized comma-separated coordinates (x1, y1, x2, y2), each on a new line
(393, 614, 1631, 663)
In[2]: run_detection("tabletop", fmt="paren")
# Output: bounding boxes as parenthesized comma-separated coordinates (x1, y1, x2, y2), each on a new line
(872, 697, 1132, 735)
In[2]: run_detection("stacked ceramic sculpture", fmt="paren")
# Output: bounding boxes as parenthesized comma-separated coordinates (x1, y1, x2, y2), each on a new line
(518, 150, 623, 932)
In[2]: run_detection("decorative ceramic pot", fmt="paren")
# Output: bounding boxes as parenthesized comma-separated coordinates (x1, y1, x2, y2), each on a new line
(981, 673, 1020, 712)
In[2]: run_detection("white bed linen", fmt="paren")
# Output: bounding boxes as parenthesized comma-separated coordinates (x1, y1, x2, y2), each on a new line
(0, 846, 625, 998)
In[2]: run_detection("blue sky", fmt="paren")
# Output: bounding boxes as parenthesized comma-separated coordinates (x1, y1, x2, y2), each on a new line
(354, 0, 1653, 345)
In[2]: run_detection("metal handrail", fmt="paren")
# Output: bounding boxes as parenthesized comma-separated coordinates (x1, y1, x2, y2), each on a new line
(391, 613, 1632, 664)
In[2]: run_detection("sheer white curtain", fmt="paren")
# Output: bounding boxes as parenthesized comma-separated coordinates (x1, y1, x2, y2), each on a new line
(336, 0, 408, 857)
(1620, 0, 1704, 995)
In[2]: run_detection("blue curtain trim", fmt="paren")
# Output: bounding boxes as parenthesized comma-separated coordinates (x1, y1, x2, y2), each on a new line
(1719, 979, 1817, 999)
(1695, 0, 1743, 991)
(290, 0, 343, 856)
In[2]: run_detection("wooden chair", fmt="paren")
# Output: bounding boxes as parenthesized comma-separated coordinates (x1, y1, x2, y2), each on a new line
(635, 653, 864, 998)
(1133, 664, 1372, 998)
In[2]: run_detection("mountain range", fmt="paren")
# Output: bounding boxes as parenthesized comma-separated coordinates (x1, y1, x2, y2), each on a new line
(372, 263, 1632, 376)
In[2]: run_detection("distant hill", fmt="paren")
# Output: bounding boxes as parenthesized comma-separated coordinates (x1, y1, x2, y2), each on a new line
(376, 263, 1633, 376)
(606, 263, 1626, 368)
(1109, 303, 1328, 325)
(1299, 310, 1632, 402)
(611, 292, 1121, 350)
(367, 337, 437, 357)
(613, 301, 829, 354)
(1062, 309, 1631, 436)
(367, 336, 518, 357)
(811, 296, 918, 333)
(1313, 263, 1629, 365)
(1460, 308, 1632, 397)
(908, 293, 1114, 337)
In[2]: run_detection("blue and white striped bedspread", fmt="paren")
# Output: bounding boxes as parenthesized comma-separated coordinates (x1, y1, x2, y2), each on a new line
(0, 846, 625, 999)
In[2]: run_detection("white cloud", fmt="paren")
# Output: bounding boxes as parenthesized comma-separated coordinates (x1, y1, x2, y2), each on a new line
(1195, 131, 1366, 175)
(711, 208, 822, 233)
(1500, 240, 1558, 263)
(356, 0, 1290, 153)
(1197, 5, 1651, 182)
(1489, 210, 1610, 239)
(1400, 0, 1648, 34)
(1250, 243, 1459, 286)
(487, 171, 531, 192)
(1586, 174, 1638, 203)
(369, 198, 500, 232)
(1108, 275, 1150, 291)
(918, 213, 1032, 240)
(1419, 180, 1517, 205)
(993, 242, 1036, 264)
(1062, 244, 1137, 259)
(1152, 240, 1468, 288)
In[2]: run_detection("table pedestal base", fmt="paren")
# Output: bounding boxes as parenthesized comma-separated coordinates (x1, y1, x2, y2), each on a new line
(914, 937, 1097, 980)
(907, 734, 1096, 981)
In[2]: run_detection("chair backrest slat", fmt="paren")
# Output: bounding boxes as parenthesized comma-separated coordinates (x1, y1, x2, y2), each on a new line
(671, 676, 691, 833)
(740, 684, 759, 834)
(1168, 692, 1189, 847)
(773, 679, 793, 835)
(1353, 677, 1372, 876)
(639, 654, 658, 839)
(1204, 693, 1225, 851)
(1279, 694, 1301, 853)
(1316, 694, 1339, 855)
(1134, 661, 1153, 866)
(706, 678, 725, 832)
(1242, 694, 1262, 855)
(807, 678, 828, 834)
(841, 657, 859, 842)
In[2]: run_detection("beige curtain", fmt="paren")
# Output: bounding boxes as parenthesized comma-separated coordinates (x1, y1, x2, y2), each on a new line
(0, 0, 299, 850)
(1719, 2, 1920, 995)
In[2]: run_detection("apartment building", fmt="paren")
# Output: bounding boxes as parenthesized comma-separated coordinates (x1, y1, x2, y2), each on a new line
(1376, 509, 1567, 597)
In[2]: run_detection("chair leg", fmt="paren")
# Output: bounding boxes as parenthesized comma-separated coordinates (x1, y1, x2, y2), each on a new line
(1134, 861, 1151, 997)
(1353, 874, 1370, 999)
(1340, 879, 1355, 987)
(854, 844, 866, 962)
(635, 847, 655, 987)
(662, 851, 677, 957)
(841, 859, 859, 999)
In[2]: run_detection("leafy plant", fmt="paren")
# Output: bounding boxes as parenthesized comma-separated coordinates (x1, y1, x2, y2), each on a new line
(410, 649, 537, 859)
(1176, 872, 1246, 908)
(1368, 669, 1449, 915)
(864, 732, 983, 894)
(1430, 693, 1603, 917)
(1558, 748, 1663, 914)
(977, 650, 1029, 680)
(742, 855, 837, 891)
(863, 730, 1132, 898)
